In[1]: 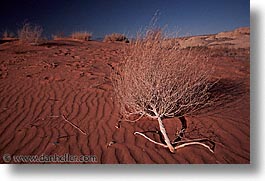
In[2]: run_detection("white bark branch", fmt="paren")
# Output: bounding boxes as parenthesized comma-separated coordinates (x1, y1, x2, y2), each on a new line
(174, 142, 214, 153)
(134, 132, 167, 148)
(157, 116, 175, 153)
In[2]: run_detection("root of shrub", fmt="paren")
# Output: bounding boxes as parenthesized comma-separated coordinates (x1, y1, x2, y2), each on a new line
(134, 131, 215, 153)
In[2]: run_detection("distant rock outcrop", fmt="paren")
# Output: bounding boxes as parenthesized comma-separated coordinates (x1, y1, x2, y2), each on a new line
(178, 36, 208, 48)
(177, 27, 250, 49)
(216, 27, 249, 39)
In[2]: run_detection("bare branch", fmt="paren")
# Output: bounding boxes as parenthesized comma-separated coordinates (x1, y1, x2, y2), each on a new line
(134, 132, 167, 148)
(174, 142, 214, 153)
(61, 115, 88, 136)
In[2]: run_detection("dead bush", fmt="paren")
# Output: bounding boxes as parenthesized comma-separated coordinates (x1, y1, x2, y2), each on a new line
(111, 28, 217, 153)
(103, 33, 129, 43)
(17, 23, 43, 44)
(52, 32, 65, 40)
(71, 31, 92, 41)
(2, 30, 15, 39)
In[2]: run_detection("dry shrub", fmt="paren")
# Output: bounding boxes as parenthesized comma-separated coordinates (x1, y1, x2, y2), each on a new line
(52, 32, 65, 40)
(2, 30, 15, 39)
(18, 23, 43, 44)
(112, 28, 216, 153)
(103, 33, 129, 43)
(71, 31, 92, 41)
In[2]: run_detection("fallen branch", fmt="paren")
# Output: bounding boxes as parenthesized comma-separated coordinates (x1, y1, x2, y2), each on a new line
(61, 115, 87, 135)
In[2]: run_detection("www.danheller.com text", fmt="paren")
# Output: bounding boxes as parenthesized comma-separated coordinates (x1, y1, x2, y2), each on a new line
(2, 153, 97, 163)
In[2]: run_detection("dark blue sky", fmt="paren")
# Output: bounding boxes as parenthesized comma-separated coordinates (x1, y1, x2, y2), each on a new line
(0, 0, 250, 39)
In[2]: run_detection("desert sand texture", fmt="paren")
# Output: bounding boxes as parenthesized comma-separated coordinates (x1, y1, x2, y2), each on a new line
(0, 28, 249, 164)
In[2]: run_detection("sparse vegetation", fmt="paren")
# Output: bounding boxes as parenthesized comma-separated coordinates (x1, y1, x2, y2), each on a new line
(71, 31, 92, 41)
(17, 23, 43, 44)
(111, 28, 216, 153)
(2, 30, 15, 39)
(52, 32, 65, 40)
(103, 33, 129, 43)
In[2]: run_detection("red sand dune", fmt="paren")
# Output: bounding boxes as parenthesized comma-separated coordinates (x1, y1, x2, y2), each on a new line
(0, 36, 249, 163)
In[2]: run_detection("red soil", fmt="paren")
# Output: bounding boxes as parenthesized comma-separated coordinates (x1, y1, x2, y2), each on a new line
(0, 39, 249, 164)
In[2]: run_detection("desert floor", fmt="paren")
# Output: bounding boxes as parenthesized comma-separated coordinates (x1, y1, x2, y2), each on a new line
(0, 39, 249, 164)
